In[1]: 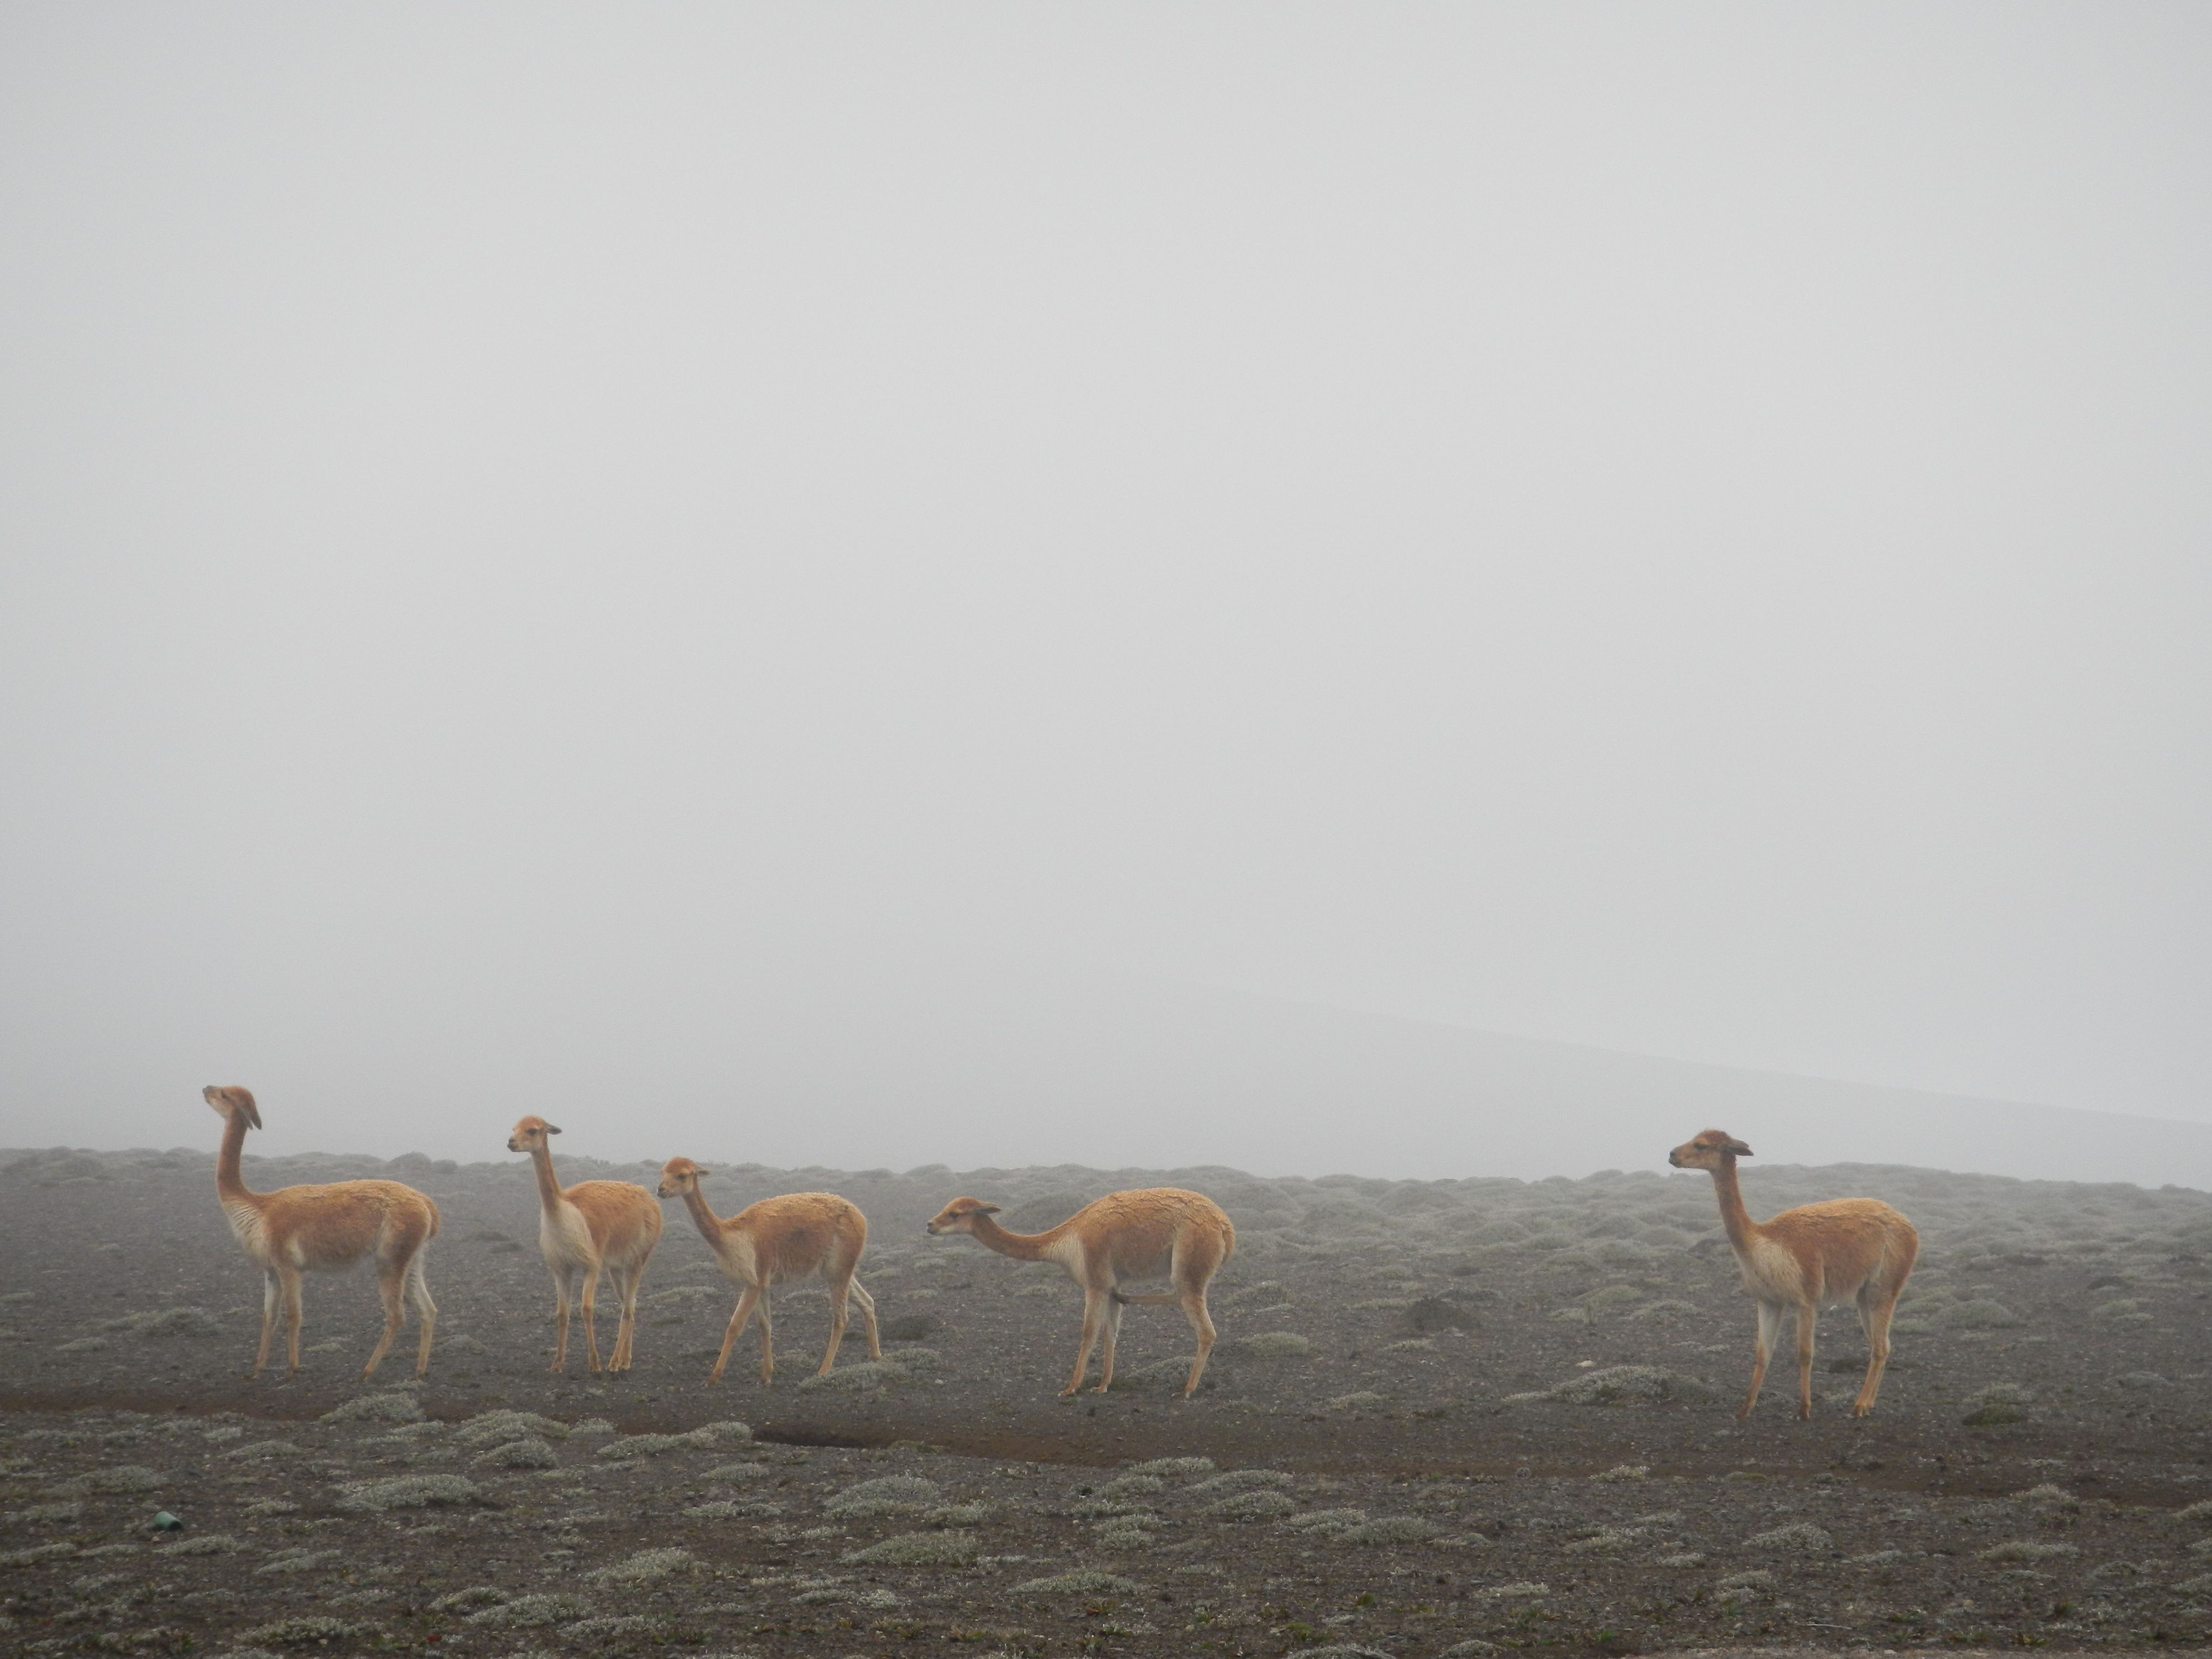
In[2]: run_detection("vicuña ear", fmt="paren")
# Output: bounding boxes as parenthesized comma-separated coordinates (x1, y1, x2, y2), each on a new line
(691, 1166, 709, 1177)
(1724, 1138, 1753, 1157)
(974, 1202, 1001, 1215)
(546, 1124, 563, 1135)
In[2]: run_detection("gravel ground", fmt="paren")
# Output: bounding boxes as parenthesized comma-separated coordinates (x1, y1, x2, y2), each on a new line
(4, 1142, 2212, 1657)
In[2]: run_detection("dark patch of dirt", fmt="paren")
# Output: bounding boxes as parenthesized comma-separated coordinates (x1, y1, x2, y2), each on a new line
(4, 1144, 2212, 1656)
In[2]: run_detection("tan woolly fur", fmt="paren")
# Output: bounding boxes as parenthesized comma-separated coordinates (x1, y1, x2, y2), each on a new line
(655, 1158, 880, 1385)
(1670, 1128, 1919, 1420)
(925, 1187, 1234, 1398)
(201, 1085, 440, 1380)
(506, 1115, 662, 1374)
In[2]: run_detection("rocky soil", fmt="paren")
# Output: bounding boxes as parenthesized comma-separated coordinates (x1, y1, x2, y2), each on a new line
(4, 1141, 2212, 1657)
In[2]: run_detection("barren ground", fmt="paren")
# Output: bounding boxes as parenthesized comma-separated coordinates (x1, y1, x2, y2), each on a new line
(5, 1144, 2212, 1658)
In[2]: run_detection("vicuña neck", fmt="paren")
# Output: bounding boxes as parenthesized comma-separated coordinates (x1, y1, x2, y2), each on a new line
(967, 1214, 1061, 1262)
(1708, 1158, 1759, 1254)
(679, 1186, 724, 1244)
(529, 1146, 566, 1215)
(216, 1110, 260, 1205)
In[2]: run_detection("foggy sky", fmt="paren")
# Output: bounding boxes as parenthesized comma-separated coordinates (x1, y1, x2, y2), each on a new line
(2, 6, 2208, 1175)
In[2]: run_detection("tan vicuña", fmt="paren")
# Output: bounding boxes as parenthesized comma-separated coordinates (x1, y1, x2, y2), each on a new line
(926, 1187, 1234, 1398)
(507, 1115, 661, 1374)
(201, 1085, 440, 1381)
(1670, 1128, 1918, 1420)
(656, 1159, 880, 1386)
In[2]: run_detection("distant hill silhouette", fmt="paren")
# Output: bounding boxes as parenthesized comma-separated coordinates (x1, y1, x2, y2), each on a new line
(705, 964, 2212, 1190)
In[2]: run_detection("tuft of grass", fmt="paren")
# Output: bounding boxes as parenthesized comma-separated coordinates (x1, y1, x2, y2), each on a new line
(825, 1475, 940, 1516)
(320, 1393, 424, 1425)
(1590, 1464, 1650, 1481)
(1475, 1581, 1548, 1600)
(703, 1459, 773, 1481)
(222, 1440, 301, 1462)
(1744, 1521, 1832, 1553)
(1977, 1540, 2079, 1562)
(1626, 1298, 1699, 1322)
(1340, 1515, 1438, 1546)
(1098, 1474, 1165, 1498)
(1233, 1331, 1311, 1359)
(452, 1411, 571, 1447)
(682, 1499, 783, 1520)
(1282, 1509, 1369, 1536)
(1011, 1568, 1144, 1596)
(255, 1548, 343, 1576)
(1127, 1456, 1214, 1478)
(796, 1359, 913, 1393)
(687, 1420, 754, 1446)
(1, 1542, 78, 1567)
(1189, 1470, 1293, 1496)
(2091, 1297, 2150, 1322)
(101, 1307, 220, 1339)
(475, 1438, 557, 1470)
(3, 1501, 82, 1524)
(843, 1530, 979, 1567)
(595, 1433, 687, 1460)
(463, 1593, 592, 1627)
(155, 1533, 241, 1556)
(1515, 1365, 1712, 1406)
(426, 1587, 508, 1613)
(2015, 1483, 2078, 1506)
(84, 1465, 161, 1494)
(1563, 1527, 1639, 1554)
(335, 1474, 478, 1511)
(236, 1617, 367, 1646)
(1206, 1489, 1297, 1521)
(925, 1503, 990, 1527)
(587, 1547, 698, 1586)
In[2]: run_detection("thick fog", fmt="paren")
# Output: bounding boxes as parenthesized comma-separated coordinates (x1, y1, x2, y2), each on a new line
(2, 7, 2207, 1184)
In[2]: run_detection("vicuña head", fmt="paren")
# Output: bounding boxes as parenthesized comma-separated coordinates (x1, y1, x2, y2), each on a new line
(204, 1084, 262, 1131)
(924, 1197, 1000, 1236)
(507, 1115, 561, 1154)
(1668, 1129, 1751, 1171)
(656, 1157, 708, 1198)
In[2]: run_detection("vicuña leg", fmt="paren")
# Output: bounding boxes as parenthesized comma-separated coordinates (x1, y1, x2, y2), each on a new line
(1094, 1291, 1125, 1393)
(754, 1292, 775, 1385)
(1063, 1287, 1108, 1397)
(550, 1270, 577, 1372)
(253, 1269, 280, 1379)
(849, 1277, 882, 1359)
(711, 1284, 760, 1385)
(406, 1254, 437, 1378)
(1854, 1291, 1896, 1416)
(1178, 1286, 1218, 1398)
(1739, 1300, 1782, 1418)
(607, 1267, 639, 1372)
(579, 1269, 603, 1374)
(1793, 1302, 1818, 1421)
(280, 1267, 305, 1378)
(363, 1254, 409, 1379)
(821, 1279, 852, 1375)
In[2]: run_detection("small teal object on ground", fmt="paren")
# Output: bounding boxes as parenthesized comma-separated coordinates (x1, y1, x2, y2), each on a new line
(149, 1511, 183, 1531)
